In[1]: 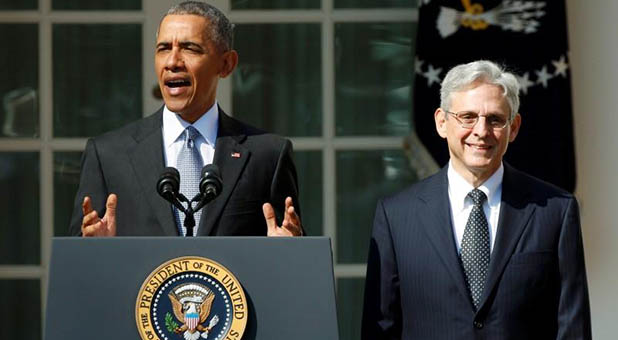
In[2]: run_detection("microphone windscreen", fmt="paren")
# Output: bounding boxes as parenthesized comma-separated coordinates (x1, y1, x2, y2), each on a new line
(200, 164, 222, 195)
(157, 166, 180, 195)
(201, 164, 219, 178)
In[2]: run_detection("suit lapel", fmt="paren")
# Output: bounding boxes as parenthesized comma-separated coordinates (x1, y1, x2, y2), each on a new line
(417, 167, 472, 307)
(197, 110, 250, 236)
(127, 109, 179, 236)
(478, 164, 535, 309)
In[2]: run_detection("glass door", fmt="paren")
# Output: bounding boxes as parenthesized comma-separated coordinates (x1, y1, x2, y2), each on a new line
(0, 1, 425, 339)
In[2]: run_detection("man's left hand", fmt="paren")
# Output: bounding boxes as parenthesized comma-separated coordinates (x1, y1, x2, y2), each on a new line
(263, 196, 303, 236)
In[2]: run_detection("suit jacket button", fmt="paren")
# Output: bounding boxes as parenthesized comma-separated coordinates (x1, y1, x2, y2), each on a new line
(473, 321, 483, 329)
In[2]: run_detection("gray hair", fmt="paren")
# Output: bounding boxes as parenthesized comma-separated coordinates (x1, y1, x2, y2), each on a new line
(440, 60, 520, 119)
(163, 1, 234, 52)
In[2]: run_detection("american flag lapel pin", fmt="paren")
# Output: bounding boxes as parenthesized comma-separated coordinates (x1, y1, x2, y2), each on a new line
(231, 152, 241, 158)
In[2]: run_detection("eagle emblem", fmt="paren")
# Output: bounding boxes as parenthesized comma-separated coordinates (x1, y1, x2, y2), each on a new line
(136, 257, 247, 340)
(436, 0, 547, 38)
(168, 283, 219, 340)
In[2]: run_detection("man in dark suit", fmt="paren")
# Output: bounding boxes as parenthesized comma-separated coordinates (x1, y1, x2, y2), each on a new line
(69, 1, 302, 237)
(362, 60, 591, 339)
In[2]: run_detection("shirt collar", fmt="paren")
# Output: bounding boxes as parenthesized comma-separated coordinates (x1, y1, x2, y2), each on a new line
(447, 161, 504, 211)
(162, 101, 219, 147)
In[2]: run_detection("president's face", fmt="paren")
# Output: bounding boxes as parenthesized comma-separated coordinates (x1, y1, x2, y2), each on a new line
(155, 14, 236, 123)
(435, 82, 521, 183)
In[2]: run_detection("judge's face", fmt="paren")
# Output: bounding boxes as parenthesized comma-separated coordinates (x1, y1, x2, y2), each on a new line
(155, 14, 237, 123)
(434, 82, 521, 184)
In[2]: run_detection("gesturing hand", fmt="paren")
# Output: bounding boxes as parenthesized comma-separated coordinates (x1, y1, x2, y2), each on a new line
(81, 194, 117, 237)
(263, 196, 302, 237)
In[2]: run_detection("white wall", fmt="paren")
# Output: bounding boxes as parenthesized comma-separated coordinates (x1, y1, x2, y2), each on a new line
(567, 0, 618, 338)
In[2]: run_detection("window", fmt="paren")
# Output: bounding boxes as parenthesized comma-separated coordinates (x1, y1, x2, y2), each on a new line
(0, 1, 420, 339)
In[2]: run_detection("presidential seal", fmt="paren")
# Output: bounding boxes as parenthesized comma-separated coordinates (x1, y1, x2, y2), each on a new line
(136, 256, 247, 340)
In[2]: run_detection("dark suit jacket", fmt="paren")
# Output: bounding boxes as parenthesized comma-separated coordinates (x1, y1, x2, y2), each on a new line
(362, 164, 591, 340)
(69, 107, 301, 236)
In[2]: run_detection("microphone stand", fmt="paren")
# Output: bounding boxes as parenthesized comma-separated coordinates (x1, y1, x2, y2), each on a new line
(157, 165, 222, 237)
(175, 193, 213, 237)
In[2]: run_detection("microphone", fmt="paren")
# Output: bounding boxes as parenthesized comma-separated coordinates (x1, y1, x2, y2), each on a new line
(156, 167, 184, 211)
(156, 165, 221, 237)
(199, 164, 223, 202)
(188, 164, 222, 223)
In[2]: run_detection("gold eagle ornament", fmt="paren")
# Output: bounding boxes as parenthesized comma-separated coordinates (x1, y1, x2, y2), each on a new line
(168, 283, 219, 340)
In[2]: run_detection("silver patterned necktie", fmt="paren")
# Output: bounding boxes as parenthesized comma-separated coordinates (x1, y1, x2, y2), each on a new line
(461, 188, 490, 310)
(174, 126, 204, 236)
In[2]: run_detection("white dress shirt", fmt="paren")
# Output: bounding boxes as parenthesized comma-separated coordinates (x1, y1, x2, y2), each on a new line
(162, 102, 219, 168)
(447, 162, 504, 254)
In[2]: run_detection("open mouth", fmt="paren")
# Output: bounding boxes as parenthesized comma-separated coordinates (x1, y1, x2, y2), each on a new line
(163, 78, 191, 96)
(165, 79, 191, 88)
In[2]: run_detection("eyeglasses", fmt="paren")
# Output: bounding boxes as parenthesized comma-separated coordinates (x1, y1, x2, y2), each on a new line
(444, 110, 511, 130)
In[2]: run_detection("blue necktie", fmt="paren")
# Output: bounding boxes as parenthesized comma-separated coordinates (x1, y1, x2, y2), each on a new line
(461, 188, 490, 309)
(175, 126, 204, 236)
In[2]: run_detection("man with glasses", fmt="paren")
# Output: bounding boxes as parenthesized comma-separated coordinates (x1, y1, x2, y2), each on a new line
(362, 60, 591, 339)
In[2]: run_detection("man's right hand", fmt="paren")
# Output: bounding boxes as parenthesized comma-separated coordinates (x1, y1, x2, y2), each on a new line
(81, 194, 117, 237)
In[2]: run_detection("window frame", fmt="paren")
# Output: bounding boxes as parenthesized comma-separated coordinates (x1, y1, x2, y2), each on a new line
(0, 0, 419, 335)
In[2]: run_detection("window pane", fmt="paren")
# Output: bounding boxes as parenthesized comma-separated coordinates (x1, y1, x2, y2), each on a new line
(336, 150, 417, 263)
(335, 22, 416, 136)
(337, 278, 364, 340)
(0, 280, 41, 340)
(52, 0, 140, 10)
(0, 153, 40, 264)
(54, 152, 82, 236)
(0, 24, 38, 138)
(294, 151, 322, 236)
(0, 0, 37, 10)
(53, 24, 142, 137)
(231, 0, 319, 9)
(335, 0, 416, 8)
(233, 24, 322, 137)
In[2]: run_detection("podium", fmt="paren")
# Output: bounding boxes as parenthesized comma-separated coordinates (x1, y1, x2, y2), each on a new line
(45, 237, 339, 340)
